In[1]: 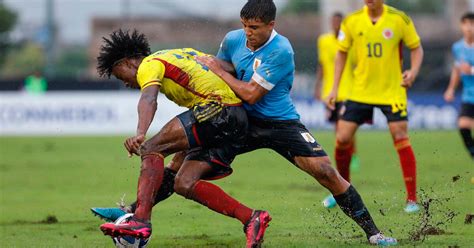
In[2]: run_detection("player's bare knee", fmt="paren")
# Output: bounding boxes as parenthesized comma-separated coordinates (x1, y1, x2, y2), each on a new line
(335, 137, 351, 147)
(173, 175, 196, 199)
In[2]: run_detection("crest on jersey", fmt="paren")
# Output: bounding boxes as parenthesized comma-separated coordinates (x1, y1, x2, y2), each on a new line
(382, 28, 394, 39)
(253, 58, 262, 71)
(300, 132, 316, 143)
(337, 30, 345, 41)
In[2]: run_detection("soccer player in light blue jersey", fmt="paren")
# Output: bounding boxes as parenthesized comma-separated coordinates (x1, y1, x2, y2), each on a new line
(196, 0, 397, 245)
(444, 12, 474, 160)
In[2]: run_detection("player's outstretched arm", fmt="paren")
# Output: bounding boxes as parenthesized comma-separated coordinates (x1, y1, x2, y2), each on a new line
(444, 67, 461, 102)
(196, 56, 268, 104)
(402, 45, 424, 88)
(325, 50, 347, 110)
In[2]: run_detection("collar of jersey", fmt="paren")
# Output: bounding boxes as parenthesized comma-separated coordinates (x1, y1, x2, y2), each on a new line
(246, 30, 278, 53)
(363, 4, 387, 27)
(464, 39, 474, 48)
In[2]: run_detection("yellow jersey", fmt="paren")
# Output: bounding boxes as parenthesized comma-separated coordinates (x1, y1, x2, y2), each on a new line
(137, 48, 241, 108)
(318, 32, 354, 101)
(337, 5, 421, 106)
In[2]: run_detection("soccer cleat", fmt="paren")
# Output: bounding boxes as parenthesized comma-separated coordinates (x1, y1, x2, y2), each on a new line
(100, 217, 152, 239)
(368, 233, 398, 246)
(322, 195, 337, 209)
(350, 153, 361, 172)
(244, 210, 272, 248)
(404, 201, 420, 213)
(91, 207, 127, 222)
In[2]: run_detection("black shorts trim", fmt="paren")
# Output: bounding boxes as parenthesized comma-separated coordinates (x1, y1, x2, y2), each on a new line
(341, 100, 408, 125)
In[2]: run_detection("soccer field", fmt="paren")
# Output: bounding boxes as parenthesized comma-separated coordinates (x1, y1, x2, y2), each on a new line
(0, 130, 472, 247)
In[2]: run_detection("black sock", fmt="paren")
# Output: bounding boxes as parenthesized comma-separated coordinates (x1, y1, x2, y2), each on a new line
(130, 167, 177, 212)
(334, 185, 380, 238)
(459, 128, 474, 158)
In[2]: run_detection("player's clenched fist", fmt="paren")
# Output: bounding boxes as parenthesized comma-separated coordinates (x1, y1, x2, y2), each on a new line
(124, 134, 145, 157)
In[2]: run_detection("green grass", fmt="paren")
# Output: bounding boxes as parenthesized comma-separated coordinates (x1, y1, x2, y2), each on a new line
(0, 130, 472, 247)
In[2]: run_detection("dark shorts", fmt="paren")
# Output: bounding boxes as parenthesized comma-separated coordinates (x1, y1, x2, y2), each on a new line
(341, 100, 408, 125)
(176, 102, 248, 180)
(326, 102, 344, 123)
(459, 103, 474, 118)
(237, 117, 327, 164)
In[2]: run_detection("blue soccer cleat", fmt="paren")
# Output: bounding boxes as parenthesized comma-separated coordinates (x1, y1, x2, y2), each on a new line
(350, 153, 361, 172)
(404, 201, 420, 214)
(369, 233, 398, 246)
(322, 195, 337, 209)
(91, 207, 127, 222)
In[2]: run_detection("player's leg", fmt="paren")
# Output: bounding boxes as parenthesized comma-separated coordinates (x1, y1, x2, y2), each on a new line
(334, 120, 359, 182)
(174, 160, 254, 224)
(294, 156, 387, 240)
(91, 152, 183, 222)
(458, 103, 474, 159)
(100, 117, 190, 238)
(387, 120, 418, 213)
(335, 101, 373, 182)
(459, 116, 474, 159)
(263, 118, 396, 245)
(174, 149, 271, 248)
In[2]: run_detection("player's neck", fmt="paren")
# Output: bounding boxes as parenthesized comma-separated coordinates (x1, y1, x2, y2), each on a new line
(367, 7, 383, 23)
(464, 36, 474, 46)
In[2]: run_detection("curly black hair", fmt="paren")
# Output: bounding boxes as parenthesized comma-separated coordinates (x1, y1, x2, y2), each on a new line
(97, 29, 151, 78)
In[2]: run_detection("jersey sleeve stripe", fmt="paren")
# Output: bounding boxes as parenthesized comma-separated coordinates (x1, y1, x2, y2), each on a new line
(142, 80, 161, 89)
(251, 73, 274, 90)
(387, 8, 410, 24)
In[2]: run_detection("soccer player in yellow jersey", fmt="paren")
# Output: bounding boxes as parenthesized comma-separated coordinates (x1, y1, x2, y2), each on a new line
(326, 0, 424, 213)
(315, 12, 360, 209)
(96, 29, 269, 246)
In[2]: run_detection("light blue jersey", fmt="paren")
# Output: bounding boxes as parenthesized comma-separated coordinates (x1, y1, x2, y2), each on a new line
(452, 39, 474, 104)
(217, 29, 300, 120)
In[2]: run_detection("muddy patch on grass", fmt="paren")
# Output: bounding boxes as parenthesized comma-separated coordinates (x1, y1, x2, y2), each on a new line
(408, 189, 457, 242)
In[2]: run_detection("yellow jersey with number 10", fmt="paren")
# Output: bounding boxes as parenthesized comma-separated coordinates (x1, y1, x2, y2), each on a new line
(136, 48, 241, 108)
(337, 4, 421, 107)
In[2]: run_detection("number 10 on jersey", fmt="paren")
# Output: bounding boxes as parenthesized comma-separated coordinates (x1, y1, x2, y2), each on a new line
(367, 43, 382, 57)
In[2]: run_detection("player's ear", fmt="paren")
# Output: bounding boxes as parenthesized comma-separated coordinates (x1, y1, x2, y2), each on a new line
(267, 20, 275, 29)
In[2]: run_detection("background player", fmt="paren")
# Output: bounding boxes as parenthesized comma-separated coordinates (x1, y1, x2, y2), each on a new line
(443, 12, 474, 160)
(325, 0, 424, 213)
(315, 12, 359, 209)
(96, 30, 271, 247)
